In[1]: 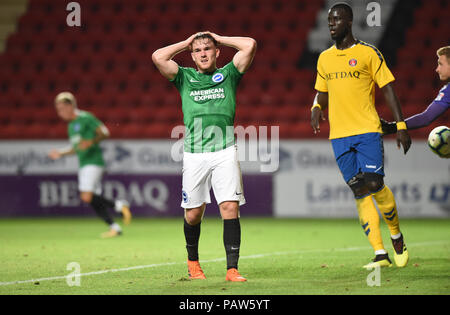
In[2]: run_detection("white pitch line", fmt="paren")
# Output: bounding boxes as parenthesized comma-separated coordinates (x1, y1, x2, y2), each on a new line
(0, 240, 448, 287)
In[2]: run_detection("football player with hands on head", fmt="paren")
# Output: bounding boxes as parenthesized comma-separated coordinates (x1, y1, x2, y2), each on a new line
(48, 92, 132, 238)
(152, 31, 256, 281)
(311, 3, 411, 270)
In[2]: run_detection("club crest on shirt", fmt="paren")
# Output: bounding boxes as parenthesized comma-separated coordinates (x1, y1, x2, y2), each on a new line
(182, 190, 188, 203)
(73, 123, 81, 132)
(349, 58, 357, 67)
(212, 73, 224, 83)
(435, 92, 444, 101)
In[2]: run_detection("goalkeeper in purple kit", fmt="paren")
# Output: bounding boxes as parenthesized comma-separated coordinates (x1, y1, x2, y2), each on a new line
(381, 46, 450, 134)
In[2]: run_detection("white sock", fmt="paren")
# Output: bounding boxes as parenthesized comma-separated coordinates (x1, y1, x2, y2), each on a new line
(375, 249, 387, 256)
(110, 223, 122, 232)
(114, 200, 129, 213)
(391, 232, 402, 240)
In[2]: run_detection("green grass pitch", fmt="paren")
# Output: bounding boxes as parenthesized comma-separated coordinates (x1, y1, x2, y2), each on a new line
(0, 217, 449, 295)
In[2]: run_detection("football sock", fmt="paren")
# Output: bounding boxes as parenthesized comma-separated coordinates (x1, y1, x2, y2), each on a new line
(184, 219, 201, 261)
(355, 195, 385, 253)
(90, 196, 114, 225)
(372, 185, 401, 236)
(93, 194, 115, 209)
(110, 223, 122, 232)
(223, 218, 241, 270)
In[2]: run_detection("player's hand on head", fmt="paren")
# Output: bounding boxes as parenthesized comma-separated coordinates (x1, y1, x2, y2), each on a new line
(396, 130, 411, 154)
(186, 33, 201, 49)
(204, 31, 221, 43)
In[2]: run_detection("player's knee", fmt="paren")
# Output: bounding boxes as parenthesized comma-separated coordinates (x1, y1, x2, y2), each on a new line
(185, 215, 201, 226)
(347, 173, 369, 198)
(185, 205, 204, 225)
(80, 192, 93, 204)
(219, 201, 239, 219)
(365, 180, 384, 193)
(364, 173, 384, 193)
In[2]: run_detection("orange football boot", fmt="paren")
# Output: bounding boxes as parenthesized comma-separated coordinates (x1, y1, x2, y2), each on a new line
(225, 268, 247, 282)
(187, 260, 206, 279)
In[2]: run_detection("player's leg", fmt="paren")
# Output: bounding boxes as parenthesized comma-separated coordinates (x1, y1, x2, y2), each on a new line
(87, 193, 132, 225)
(220, 201, 240, 270)
(212, 145, 247, 282)
(219, 201, 246, 282)
(78, 165, 121, 238)
(80, 191, 112, 225)
(358, 133, 408, 267)
(349, 174, 385, 252)
(100, 196, 131, 226)
(181, 151, 211, 279)
(348, 174, 390, 268)
(184, 205, 205, 261)
(332, 137, 388, 268)
(364, 173, 408, 267)
(373, 185, 408, 267)
(184, 204, 207, 279)
(364, 173, 400, 236)
(81, 165, 131, 225)
(184, 205, 205, 260)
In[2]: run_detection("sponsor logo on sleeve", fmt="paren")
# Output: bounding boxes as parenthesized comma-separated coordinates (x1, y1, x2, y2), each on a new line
(435, 92, 444, 101)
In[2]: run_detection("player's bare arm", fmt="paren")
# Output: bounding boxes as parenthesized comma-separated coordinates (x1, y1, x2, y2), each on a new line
(78, 125, 110, 150)
(311, 92, 328, 134)
(206, 32, 257, 73)
(48, 147, 75, 160)
(152, 33, 199, 80)
(381, 83, 412, 154)
(382, 47, 450, 135)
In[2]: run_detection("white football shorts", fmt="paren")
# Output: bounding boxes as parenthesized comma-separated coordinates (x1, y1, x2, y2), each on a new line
(78, 165, 104, 195)
(181, 145, 246, 209)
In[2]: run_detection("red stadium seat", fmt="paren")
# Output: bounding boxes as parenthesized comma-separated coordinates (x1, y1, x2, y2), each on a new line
(22, 123, 50, 139)
(0, 107, 15, 124)
(142, 123, 173, 138)
(153, 107, 180, 123)
(127, 106, 154, 123)
(235, 106, 255, 125)
(45, 122, 68, 139)
(0, 122, 27, 139)
(116, 122, 145, 139)
(2, 0, 318, 139)
(274, 105, 302, 124)
(291, 122, 325, 139)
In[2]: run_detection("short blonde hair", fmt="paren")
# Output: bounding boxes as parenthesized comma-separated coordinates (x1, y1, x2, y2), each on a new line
(55, 92, 77, 107)
(437, 46, 450, 62)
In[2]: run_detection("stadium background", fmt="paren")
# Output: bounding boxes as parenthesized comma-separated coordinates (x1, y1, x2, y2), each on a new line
(0, 0, 448, 218)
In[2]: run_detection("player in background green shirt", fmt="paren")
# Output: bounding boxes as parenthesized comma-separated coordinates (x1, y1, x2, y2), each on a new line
(48, 92, 132, 238)
(153, 32, 256, 282)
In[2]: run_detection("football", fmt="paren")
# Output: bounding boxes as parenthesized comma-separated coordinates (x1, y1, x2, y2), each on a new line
(428, 126, 450, 158)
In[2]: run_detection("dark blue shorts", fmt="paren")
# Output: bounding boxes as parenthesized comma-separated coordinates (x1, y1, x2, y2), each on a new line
(331, 133, 385, 183)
